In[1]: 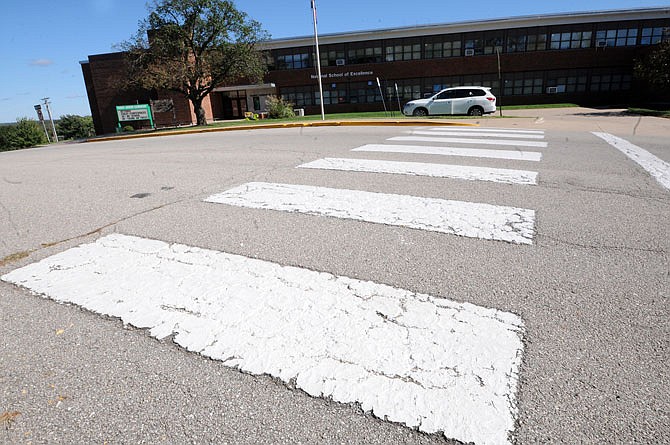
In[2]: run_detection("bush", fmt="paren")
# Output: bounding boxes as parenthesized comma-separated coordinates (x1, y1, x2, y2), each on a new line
(0, 118, 47, 151)
(0, 126, 13, 151)
(265, 95, 296, 119)
(56, 114, 94, 140)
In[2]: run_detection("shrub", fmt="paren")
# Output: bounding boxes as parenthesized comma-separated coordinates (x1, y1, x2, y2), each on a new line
(0, 126, 13, 151)
(265, 95, 296, 119)
(0, 118, 47, 151)
(13, 118, 48, 148)
(56, 114, 94, 140)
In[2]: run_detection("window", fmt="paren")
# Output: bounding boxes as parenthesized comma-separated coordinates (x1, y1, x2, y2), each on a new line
(527, 34, 548, 51)
(424, 38, 462, 58)
(349, 81, 382, 104)
(504, 72, 543, 96)
(347, 44, 383, 64)
(462, 75, 500, 95)
(507, 30, 548, 52)
(546, 70, 588, 93)
(425, 76, 460, 95)
(590, 71, 632, 92)
(389, 79, 422, 101)
(281, 86, 314, 107)
(316, 84, 348, 105)
(483, 33, 504, 55)
(276, 52, 310, 70)
(464, 34, 484, 56)
(385, 39, 421, 61)
(319, 46, 345, 67)
(640, 26, 669, 45)
(550, 31, 592, 49)
(596, 28, 638, 47)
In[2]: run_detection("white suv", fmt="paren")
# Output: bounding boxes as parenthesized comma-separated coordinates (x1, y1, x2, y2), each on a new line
(403, 86, 496, 117)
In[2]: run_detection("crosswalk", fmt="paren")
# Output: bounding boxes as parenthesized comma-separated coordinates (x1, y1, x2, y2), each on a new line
(2, 124, 548, 445)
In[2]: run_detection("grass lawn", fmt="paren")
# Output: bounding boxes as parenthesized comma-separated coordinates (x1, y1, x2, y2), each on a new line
(627, 107, 670, 118)
(140, 103, 581, 134)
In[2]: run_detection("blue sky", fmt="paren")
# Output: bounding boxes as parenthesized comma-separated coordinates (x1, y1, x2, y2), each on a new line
(0, 0, 665, 123)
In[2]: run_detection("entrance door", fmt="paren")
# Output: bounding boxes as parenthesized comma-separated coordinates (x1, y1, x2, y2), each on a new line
(221, 96, 248, 119)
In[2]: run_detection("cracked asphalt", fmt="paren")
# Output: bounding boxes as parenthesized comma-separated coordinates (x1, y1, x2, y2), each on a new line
(1, 108, 669, 444)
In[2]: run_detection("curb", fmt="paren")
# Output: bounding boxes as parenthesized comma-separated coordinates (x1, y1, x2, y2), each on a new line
(87, 119, 478, 142)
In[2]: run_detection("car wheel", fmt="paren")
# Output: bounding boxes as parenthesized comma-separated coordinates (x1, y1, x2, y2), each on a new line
(468, 106, 484, 116)
(413, 108, 428, 117)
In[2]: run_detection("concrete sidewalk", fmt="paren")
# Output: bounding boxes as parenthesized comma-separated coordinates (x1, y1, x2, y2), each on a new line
(486, 106, 670, 137)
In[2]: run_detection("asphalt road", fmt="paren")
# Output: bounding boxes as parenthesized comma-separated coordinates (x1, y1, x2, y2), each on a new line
(1, 108, 668, 444)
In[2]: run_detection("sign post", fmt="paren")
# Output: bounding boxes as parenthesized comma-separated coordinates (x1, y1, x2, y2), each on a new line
(34, 104, 51, 143)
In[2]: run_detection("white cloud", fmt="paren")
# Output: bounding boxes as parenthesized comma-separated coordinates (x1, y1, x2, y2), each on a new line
(30, 59, 54, 67)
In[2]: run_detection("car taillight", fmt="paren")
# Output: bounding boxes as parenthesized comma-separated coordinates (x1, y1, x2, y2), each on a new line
(486, 97, 496, 102)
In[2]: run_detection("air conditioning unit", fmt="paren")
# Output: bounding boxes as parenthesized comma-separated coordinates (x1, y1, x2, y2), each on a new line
(464, 49, 475, 56)
(336, 58, 346, 66)
(546, 87, 558, 94)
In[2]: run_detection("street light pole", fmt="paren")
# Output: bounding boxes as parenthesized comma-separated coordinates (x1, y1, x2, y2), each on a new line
(311, 0, 325, 120)
(42, 97, 59, 142)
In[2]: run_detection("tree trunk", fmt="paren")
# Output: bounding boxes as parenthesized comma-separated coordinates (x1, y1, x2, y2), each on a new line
(191, 97, 208, 126)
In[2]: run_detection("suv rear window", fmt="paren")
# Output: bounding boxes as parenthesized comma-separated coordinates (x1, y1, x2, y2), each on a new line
(468, 89, 486, 97)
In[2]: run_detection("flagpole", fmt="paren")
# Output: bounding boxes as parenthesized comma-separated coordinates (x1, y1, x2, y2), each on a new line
(311, 0, 325, 120)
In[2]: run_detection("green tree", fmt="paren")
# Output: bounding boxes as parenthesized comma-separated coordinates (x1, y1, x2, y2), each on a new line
(123, 0, 268, 126)
(634, 40, 670, 91)
(9, 117, 47, 149)
(0, 126, 13, 151)
(57, 115, 95, 140)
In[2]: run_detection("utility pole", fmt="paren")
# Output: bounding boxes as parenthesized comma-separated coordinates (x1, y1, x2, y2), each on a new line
(311, 0, 325, 120)
(41, 97, 59, 142)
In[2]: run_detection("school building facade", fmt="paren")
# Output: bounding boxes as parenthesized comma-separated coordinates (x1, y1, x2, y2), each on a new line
(81, 7, 670, 135)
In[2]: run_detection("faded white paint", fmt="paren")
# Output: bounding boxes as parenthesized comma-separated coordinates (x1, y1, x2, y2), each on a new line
(205, 182, 535, 244)
(390, 136, 548, 148)
(2, 233, 525, 445)
(592, 132, 670, 191)
(412, 130, 545, 139)
(352, 144, 542, 162)
(298, 157, 538, 185)
(428, 127, 545, 135)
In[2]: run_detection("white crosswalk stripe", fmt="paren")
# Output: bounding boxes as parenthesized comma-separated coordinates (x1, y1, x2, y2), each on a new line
(428, 127, 545, 135)
(1, 233, 525, 445)
(389, 135, 548, 148)
(352, 144, 543, 161)
(412, 130, 545, 139)
(592, 132, 670, 191)
(298, 157, 538, 185)
(205, 182, 536, 244)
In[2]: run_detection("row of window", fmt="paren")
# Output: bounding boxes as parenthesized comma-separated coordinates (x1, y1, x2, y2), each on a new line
(279, 69, 633, 106)
(271, 22, 669, 69)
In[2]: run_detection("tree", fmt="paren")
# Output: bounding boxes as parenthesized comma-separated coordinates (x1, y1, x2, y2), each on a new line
(123, 0, 268, 126)
(634, 40, 670, 92)
(0, 118, 47, 151)
(57, 115, 95, 140)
